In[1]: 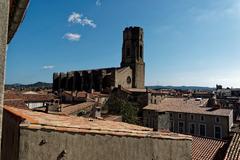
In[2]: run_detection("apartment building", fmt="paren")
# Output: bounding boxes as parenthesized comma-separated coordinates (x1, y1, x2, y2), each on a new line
(143, 98, 233, 139)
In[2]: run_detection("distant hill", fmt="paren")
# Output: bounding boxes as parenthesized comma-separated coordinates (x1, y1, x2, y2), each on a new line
(146, 85, 215, 91)
(5, 82, 52, 90)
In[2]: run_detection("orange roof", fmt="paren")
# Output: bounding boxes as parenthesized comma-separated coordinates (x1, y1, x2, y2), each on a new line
(224, 133, 240, 160)
(4, 91, 54, 102)
(4, 99, 28, 110)
(61, 102, 95, 115)
(192, 136, 227, 160)
(4, 105, 191, 140)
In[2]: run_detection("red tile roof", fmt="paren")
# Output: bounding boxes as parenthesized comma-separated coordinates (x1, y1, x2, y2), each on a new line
(4, 105, 192, 140)
(4, 100, 29, 110)
(192, 136, 227, 160)
(61, 102, 95, 115)
(224, 133, 240, 160)
(4, 91, 54, 102)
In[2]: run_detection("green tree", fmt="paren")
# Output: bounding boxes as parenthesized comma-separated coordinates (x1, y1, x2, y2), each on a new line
(106, 95, 139, 124)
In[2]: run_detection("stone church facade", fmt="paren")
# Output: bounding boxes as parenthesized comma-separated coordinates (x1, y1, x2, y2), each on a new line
(53, 26, 145, 92)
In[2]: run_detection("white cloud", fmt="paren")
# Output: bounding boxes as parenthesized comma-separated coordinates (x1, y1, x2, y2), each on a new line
(63, 33, 81, 41)
(68, 12, 96, 28)
(96, 0, 101, 6)
(43, 65, 55, 69)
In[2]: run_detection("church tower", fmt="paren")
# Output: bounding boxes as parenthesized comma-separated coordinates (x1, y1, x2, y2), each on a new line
(121, 26, 145, 89)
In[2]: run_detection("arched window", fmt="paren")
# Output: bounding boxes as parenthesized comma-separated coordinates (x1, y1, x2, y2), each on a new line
(140, 45, 143, 59)
(126, 47, 130, 57)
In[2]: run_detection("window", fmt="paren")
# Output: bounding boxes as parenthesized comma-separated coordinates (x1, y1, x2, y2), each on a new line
(215, 117, 220, 123)
(189, 123, 195, 134)
(214, 126, 222, 139)
(200, 115, 205, 122)
(178, 122, 184, 133)
(199, 124, 206, 137)
(170, 113, 173, 119)
(154, 99, 157, 104)
(127, 76, 132, 84)
(140, 45, 143, 59)
(190, 114, 194, 120)
(170, 121, 174, 132)
(126, 48, 130, 57)
(178, 113, 182, 119)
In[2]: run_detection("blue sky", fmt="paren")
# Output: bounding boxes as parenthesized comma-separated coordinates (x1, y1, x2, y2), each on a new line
(6, 0, 240, 87)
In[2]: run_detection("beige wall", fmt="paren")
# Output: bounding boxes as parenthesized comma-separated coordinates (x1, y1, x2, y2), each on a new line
(115, 67, 132, 89)
(2, 106, 192, 160)
(18, 128, 192, 160)
(0, 0, 10, 154)
(144, 109, 231, 139)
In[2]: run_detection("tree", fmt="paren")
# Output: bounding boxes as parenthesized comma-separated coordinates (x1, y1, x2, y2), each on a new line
(106, 95, 139, 124)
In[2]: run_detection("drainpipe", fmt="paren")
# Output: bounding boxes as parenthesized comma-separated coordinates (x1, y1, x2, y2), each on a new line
(0, 0, 10, 157)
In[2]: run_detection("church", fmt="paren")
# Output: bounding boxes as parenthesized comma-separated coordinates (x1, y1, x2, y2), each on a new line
(53, 26, 145, 92)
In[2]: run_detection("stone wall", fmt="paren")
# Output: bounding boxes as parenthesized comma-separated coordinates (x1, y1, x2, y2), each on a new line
(0, 0, 10, 153)
(53, 68, 118, 92)
(115, 67, 132, 89)
(18, 128, 192, 160)
(1, 110, 22, 160)
(144, 109, 232, 139)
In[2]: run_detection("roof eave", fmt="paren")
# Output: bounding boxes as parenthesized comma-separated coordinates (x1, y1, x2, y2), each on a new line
(7, 0, 30, 44)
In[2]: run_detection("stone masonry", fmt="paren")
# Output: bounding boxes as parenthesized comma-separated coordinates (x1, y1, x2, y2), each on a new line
(0, 0, 10, 151)
(53, 26, 145, 93)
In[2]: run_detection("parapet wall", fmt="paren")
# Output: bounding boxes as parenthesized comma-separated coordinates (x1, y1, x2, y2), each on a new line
(18, 128, 192, 160)
(2, 106, 192, 160)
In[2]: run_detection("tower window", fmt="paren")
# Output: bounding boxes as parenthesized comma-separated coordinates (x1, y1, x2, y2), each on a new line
(140, 45, 143, 59)
(126, 48, 130, 57)
(127, 76, 132, 84)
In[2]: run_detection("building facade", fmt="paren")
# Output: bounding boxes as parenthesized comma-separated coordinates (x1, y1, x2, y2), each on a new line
(143, 98, 234, 139)
(53, 27, 145, 93)
(2, 105, 192, 160)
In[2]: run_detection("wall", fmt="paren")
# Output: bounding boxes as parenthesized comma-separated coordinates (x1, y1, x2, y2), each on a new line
(170, 112, 230, 139)
(115, 67, 132, 89)
(158, 112, 170, 131)
(18, 127, 192, 160)
(144, 109, 231, 139)
(1, 110, 22, 160)
(0, 0, 10, 154)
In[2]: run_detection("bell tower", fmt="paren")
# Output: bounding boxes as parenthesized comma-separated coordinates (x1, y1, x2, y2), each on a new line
(121, 26, 145, 89)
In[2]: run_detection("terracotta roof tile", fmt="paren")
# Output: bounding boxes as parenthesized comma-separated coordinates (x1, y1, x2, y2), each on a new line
(4, 91, 54, 102)
(224, 133, 240, 160)
(61, 102, 95, 115)
(192, 136, 227, 160)
(4, 105, 192, 140)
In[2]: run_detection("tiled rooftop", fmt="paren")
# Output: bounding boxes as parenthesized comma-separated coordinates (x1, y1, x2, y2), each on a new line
(4, 91, 55, 102)
(61, 102, 95, 115)
(4, 105, 191, 140)
(144, 98, 232, 116)
(63, 91, 108, 99)
(4, 99, 29, 110)
(192, 136, 227, 160)
(224, 133, 240, 160)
